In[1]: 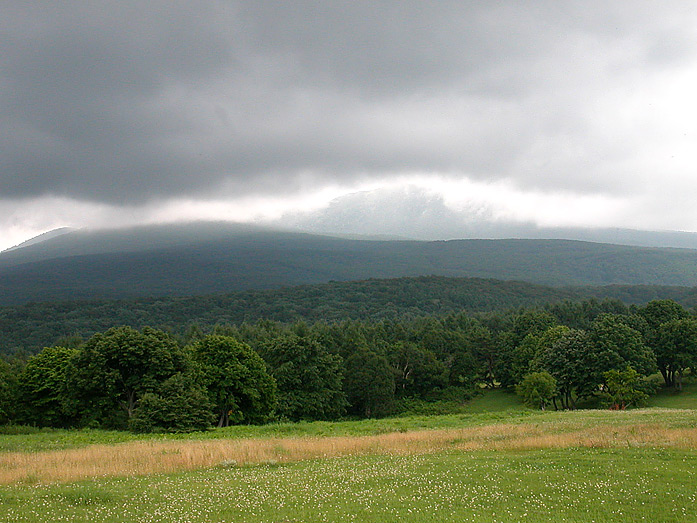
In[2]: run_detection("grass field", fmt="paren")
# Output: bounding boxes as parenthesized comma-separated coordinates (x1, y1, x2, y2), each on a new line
(2, 387, 697, 522)
(2, 447, 696, 522)
(0, 388, 528, 454)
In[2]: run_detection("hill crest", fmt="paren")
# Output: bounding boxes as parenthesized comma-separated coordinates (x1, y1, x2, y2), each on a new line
(2, 223, 697, 305)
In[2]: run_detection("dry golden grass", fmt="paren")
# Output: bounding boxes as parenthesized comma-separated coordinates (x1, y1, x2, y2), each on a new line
(3, 421, 697, 485)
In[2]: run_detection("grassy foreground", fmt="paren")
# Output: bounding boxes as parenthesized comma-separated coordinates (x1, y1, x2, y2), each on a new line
(2, 447, 696, 522)
(2, 389, 697, 522)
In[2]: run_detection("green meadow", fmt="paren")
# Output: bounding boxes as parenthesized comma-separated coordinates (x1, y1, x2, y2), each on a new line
(2, 447, 696, 522)
(2, 387, 696, 522)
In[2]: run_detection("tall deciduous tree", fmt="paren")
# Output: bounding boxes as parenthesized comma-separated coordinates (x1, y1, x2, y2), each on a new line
(511, 310, 558, 346)
(466, 323, 499, 388)
(656, 318, 697, 390)
(387, 341, 448, 398)
(509, 326, 570, 388)
(542, 329, 590, 409)
(68, 326, 190, 427)
(344, 349, 395, 418)
(638, 300, 688, 335)
(638, 300, 691, 388)
(262, 334, 347, 421)
(192, 335, 277, 426)
(18, 345, 78, 427)
(448, 347, 478, 388)
(586, 314, 656, 383)
(542, 317, 656, 408)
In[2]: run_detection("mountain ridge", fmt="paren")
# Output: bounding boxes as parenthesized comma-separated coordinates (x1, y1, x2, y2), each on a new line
(3, 223, 697, 305)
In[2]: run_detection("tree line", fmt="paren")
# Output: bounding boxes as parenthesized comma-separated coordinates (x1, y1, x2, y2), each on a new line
(0, 298, 695, 432)
(3, 275, 697, 355)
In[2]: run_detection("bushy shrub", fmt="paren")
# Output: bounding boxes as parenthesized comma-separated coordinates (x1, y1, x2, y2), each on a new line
(516, 371, 557, 410)
(601, 367, 653, 410)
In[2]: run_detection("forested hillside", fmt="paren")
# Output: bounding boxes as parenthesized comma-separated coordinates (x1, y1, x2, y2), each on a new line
(4, 224, 697, 305)
(3, 296, 695, 431)
(2, 275, 697, 354)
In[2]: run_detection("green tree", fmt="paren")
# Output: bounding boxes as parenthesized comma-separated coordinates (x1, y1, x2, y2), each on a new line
(262, 334, 347, 421)
(68, 326, 190, 427)
(542, 329, 590, 409)
(466, 323, 499, 388)
(416, 319, 467, 359)
(0, 357, 20, 425)
(506, 333, 540, 388)
(542, 317, 656, 408)
(602, 367, 649, 410)
(192, 335, 276, 426)
(448, 347, 478, 388)
(491, 330, 518, 389)
(344, 349, 395, 418)
(511, 310, 557, 346)
(586, 314, 656, 384)
(656, 318, 697, 390)
(128, 373, 215, 433)
(529, 326, 572, 371)
(638, 300, 688, 335)
(18, 345, 78, 427)
(388, 341, 448, 398)
(638, 299, 688, 387)
(508, 326, 570, 388)
(516, 371, 557, 410)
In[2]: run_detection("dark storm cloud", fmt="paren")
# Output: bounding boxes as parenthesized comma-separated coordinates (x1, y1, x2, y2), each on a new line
(1, 1, 695, 204)
(1, 2, 238, 202)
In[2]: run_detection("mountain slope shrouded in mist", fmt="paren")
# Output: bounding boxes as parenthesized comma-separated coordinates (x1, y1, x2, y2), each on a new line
(3, 222, 697, 305)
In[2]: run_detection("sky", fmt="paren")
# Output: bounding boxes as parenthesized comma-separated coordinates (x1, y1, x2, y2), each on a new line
(2, 1, 697, 251)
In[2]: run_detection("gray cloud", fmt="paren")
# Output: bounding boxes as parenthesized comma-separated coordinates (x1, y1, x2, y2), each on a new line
(280, 185, 697, 250)
(281, 186, 479, 240)
(1, 1, 696, 205)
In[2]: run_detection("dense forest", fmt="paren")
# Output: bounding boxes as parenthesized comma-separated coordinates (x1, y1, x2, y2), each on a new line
(1, 295, 695, 432)
(2, 276, 697, 355)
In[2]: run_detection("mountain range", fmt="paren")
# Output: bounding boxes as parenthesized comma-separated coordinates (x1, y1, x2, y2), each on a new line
(2, 221, 697, 305)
